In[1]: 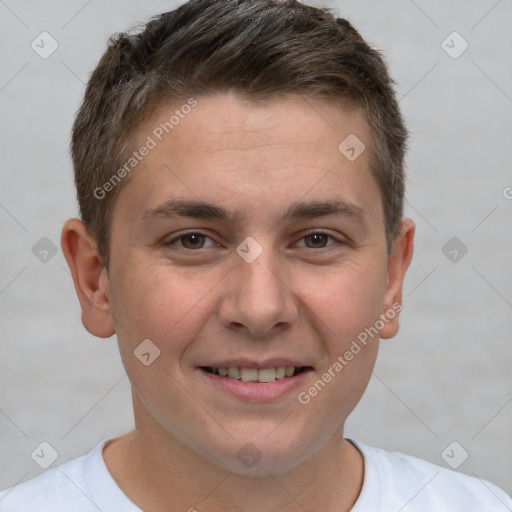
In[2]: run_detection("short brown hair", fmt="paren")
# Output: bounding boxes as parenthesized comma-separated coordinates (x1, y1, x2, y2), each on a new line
(71, 0, 408, 269)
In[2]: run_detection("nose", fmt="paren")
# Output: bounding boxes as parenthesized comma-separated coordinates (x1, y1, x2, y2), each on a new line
(218, 245, 300, 338)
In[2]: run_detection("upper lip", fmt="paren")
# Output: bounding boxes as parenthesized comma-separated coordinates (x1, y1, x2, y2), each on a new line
(198, 358, 312, 370)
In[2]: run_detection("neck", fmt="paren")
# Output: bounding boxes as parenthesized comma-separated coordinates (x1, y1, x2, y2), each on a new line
(103, 408, 364, 512)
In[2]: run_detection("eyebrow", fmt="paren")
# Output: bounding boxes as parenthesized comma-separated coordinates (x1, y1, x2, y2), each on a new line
(141, 198, 370, 228)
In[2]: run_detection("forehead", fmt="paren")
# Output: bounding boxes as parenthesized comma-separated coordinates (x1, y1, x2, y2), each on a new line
(137, 93, 368, 163)
(112, 92, 381, 232)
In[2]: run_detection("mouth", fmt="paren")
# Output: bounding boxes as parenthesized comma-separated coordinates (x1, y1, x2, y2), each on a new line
(199, 366, 312, 383)
(197, 364, 314, 402)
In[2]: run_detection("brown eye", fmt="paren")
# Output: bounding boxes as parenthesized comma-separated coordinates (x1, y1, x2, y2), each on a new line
(296, 232, 341, 250)
(179, 233, 206, 249)
(303, 233, 330, 249)
(167, 232, 216, 250)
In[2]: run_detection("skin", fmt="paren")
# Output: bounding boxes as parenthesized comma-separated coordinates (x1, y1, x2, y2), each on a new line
(61, 92, 415, 511)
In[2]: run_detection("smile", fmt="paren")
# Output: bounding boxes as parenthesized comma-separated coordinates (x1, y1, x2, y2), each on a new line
(197, 365, 314, 402)
(200, 366, 310, 383)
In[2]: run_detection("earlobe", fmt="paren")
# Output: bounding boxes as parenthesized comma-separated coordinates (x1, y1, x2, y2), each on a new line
(60, 219, 116, 338)
(379, 218, 415, 340)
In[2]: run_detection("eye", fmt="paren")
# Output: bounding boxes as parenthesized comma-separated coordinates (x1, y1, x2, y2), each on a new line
(295, 232, 340, 249)
(166, 232, 218, 250)
(165, 231, 343, 252)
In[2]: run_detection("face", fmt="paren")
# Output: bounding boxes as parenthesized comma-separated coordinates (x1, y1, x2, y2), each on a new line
(73, 92, 413, 475)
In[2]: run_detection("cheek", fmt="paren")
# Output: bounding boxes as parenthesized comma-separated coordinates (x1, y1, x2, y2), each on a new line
(293, 259, 384, 410)
(109, 261, 224, 375)
(108, 265, 201, 411)
(300, 257, 387, 349)
(112, 261, 207, 334)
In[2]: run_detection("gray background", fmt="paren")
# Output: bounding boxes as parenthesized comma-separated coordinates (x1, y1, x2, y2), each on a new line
(1, 0, 511, 500)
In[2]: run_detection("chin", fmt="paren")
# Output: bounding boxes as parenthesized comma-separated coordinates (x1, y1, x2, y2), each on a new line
(201, 429, 313, 476)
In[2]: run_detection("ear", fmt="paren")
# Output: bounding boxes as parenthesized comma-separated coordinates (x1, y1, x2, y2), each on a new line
(379, 218, 415, 339)
(60, 218, 115, 338)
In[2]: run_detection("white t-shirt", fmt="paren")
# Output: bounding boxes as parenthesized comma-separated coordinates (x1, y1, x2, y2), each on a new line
(0, 438, 510, 511)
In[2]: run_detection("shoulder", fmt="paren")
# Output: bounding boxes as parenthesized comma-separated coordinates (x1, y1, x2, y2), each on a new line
(349, 439, 512, 512)
(0, 441, 108, 512)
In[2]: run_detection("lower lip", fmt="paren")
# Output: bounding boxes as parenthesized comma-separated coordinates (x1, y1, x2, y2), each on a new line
(197, 368, 313, 402)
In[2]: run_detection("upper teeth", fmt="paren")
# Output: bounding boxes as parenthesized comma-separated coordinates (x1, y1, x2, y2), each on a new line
(214, 366, 297, 382)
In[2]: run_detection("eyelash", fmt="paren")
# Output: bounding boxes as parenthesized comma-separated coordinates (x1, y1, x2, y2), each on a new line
(165, 230, 344, 252)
